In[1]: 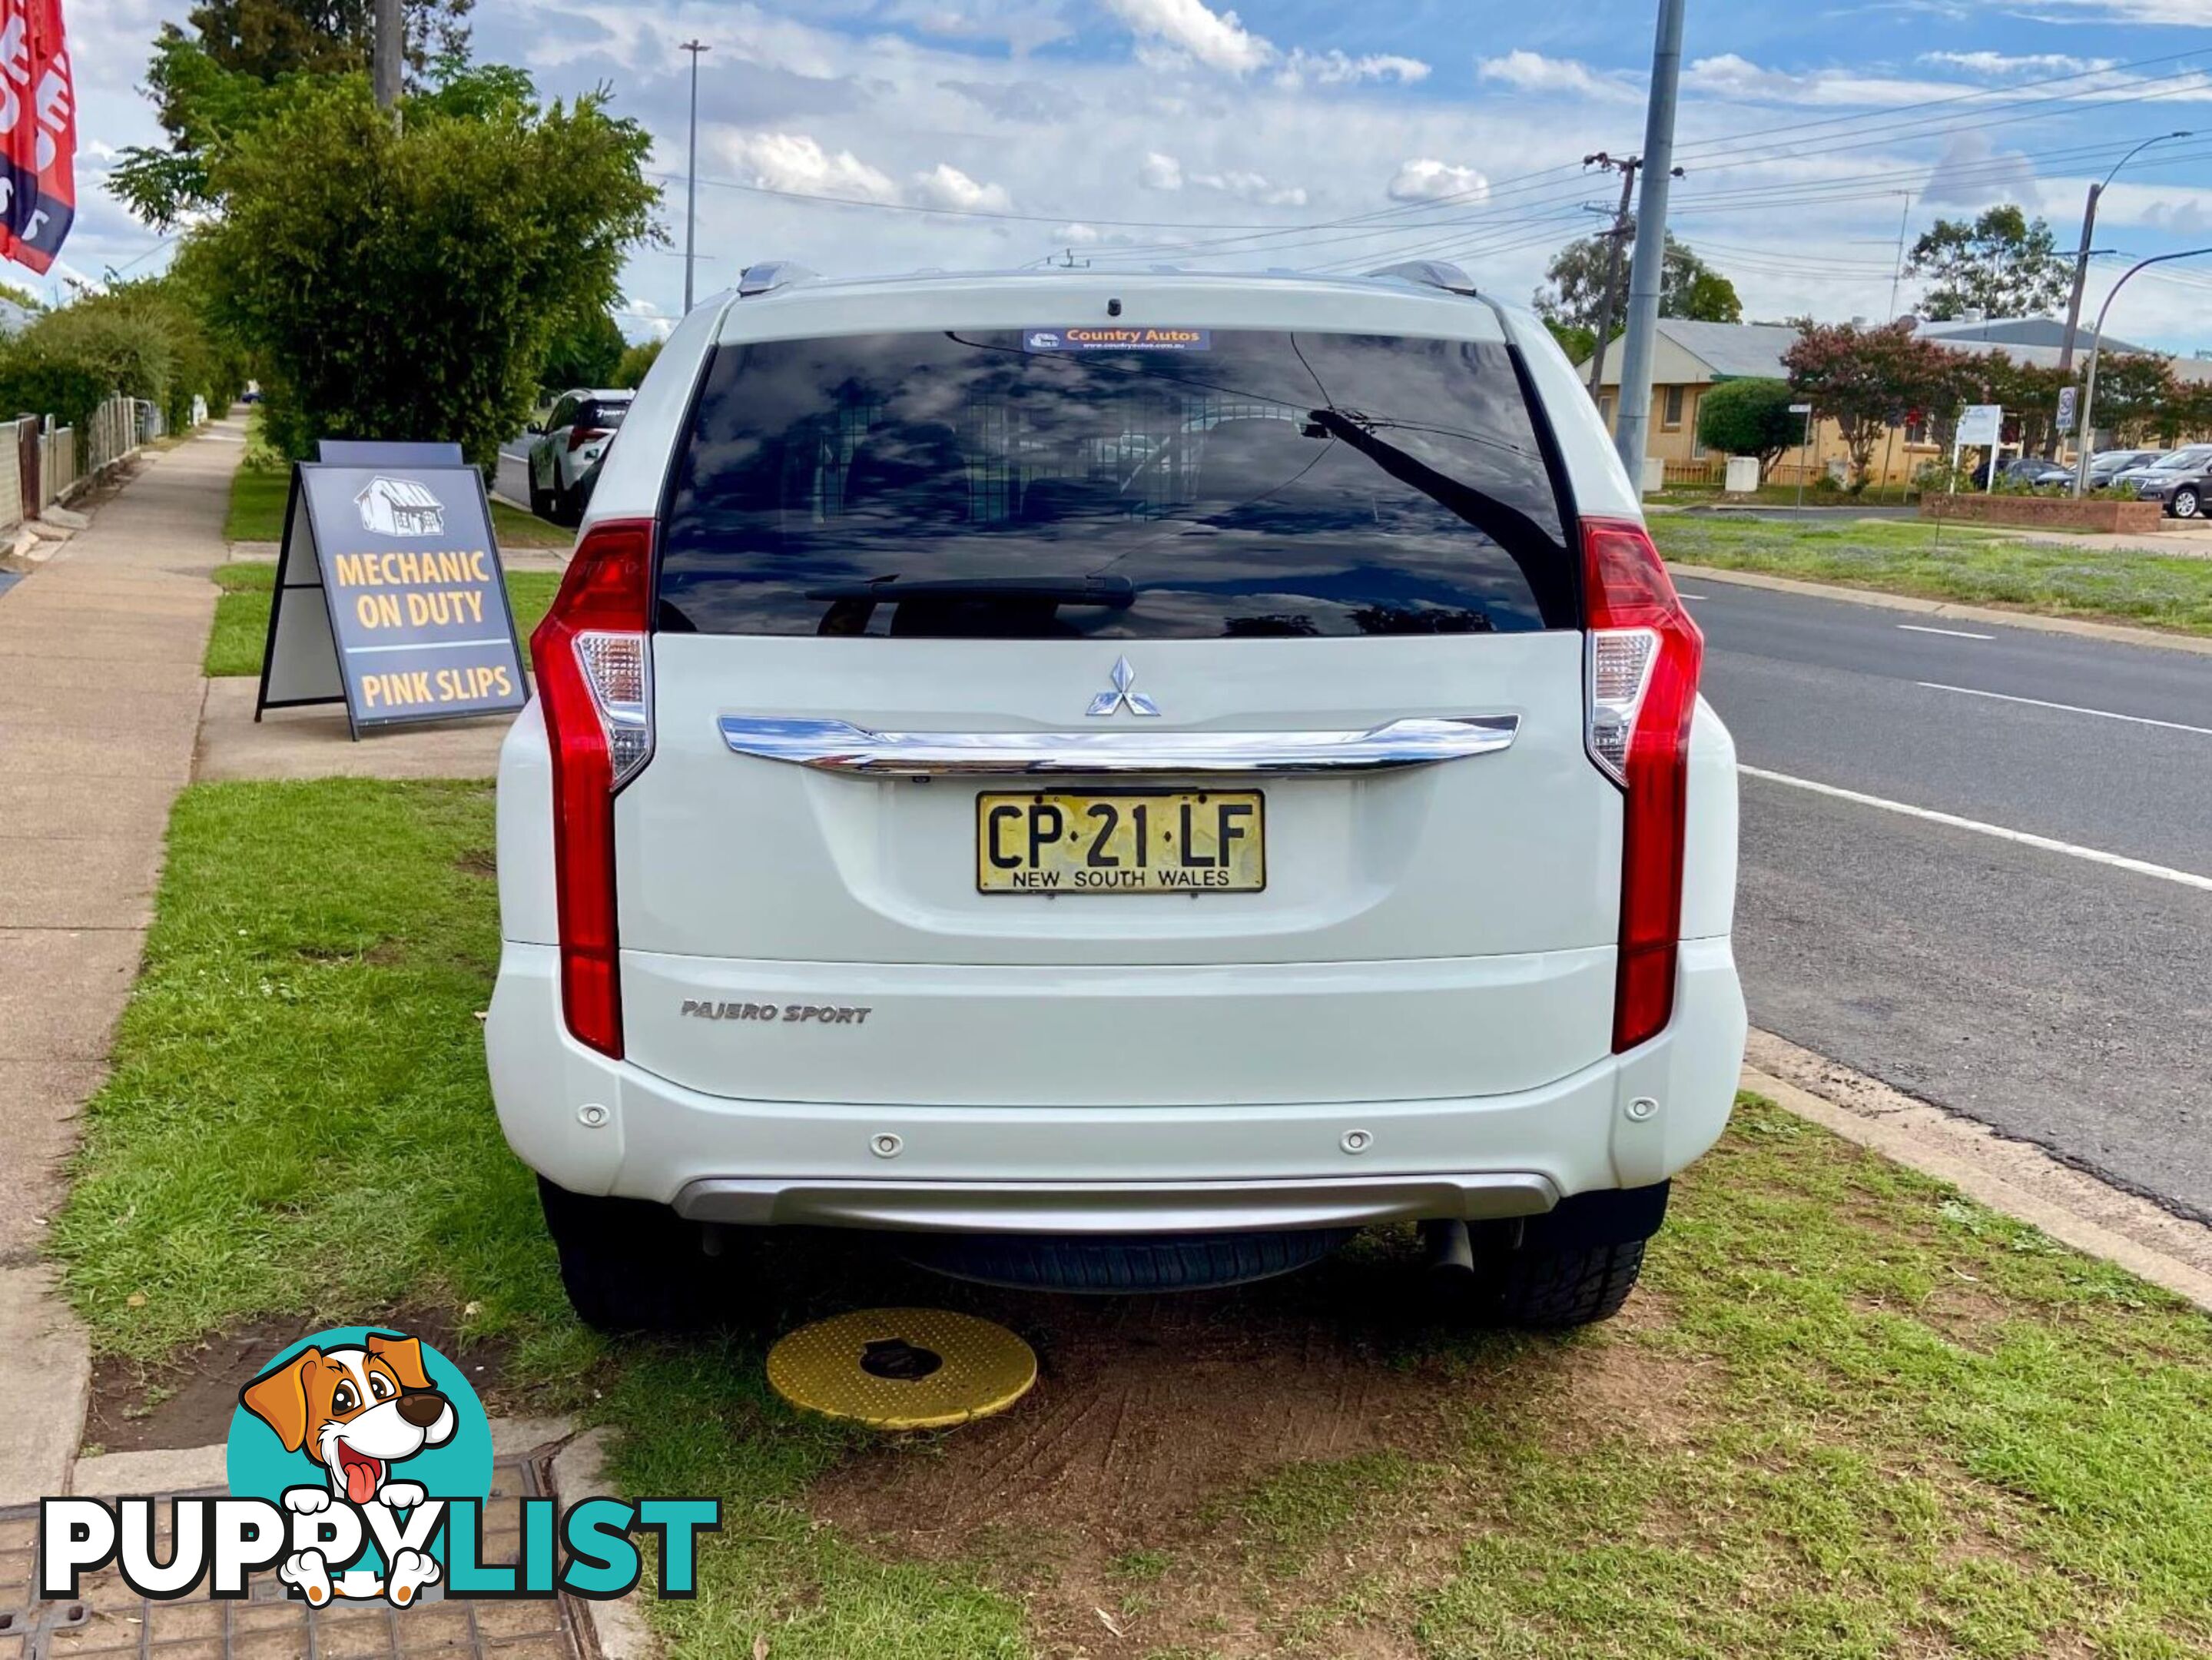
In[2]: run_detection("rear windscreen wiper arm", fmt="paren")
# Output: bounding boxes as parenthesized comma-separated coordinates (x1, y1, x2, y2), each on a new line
(803, 575, 1136, 609)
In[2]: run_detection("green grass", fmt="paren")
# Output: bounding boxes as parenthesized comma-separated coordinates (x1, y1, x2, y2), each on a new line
(1650, 513, 2212, 637)
(224, 460, 572, 549)
(51, 780, 2212, 1658)
(203, 561, 562, 677)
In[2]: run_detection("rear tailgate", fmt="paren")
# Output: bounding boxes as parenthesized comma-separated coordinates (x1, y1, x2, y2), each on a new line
(609, 286, 1621, 1105)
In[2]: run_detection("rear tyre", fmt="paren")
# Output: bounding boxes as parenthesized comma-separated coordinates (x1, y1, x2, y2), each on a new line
(527, 468, 553, 520)
(900, 1227, 1357, 1293)
(537, 1177, 728, 1333)
(2173, 486, 2200, 520)
(1491, 1238, 1647, 1328)
(1458, 1181, 1670, 1330)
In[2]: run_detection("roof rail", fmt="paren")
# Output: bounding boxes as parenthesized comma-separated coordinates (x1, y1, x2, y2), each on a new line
(738, 261, 819, 298)
(1364, 260, 1477, 297)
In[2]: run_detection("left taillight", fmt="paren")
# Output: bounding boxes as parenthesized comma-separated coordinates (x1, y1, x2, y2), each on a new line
(530, 517, 655, 1059)
(567, 426, 610, 453)
(1580, 516, 1703, 1054)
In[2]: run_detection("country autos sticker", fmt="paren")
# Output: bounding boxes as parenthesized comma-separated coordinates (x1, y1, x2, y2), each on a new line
(38, 1326, 718, 1609)
(1024, 326, 1212, 352)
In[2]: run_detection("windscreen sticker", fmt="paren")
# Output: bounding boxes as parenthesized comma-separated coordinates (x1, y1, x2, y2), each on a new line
(1024, 327, 1211, 353)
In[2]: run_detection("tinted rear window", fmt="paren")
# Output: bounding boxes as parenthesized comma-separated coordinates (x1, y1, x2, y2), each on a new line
(658, 328, 1574, 639)
(579, 400, 628, 430)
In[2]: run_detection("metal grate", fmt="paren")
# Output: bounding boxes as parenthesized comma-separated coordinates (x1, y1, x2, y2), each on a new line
(0, 1449, 582, 1660)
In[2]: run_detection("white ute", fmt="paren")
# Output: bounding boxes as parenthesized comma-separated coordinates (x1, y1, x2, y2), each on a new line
(487, 261, 1746, 1331)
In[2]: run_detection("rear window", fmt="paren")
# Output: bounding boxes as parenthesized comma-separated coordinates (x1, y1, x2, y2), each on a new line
(658, 328, 1574, 639)
(579, 400, 628, 431)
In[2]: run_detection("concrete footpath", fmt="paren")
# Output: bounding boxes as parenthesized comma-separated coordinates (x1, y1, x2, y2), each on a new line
(0, 421, 238, 1506)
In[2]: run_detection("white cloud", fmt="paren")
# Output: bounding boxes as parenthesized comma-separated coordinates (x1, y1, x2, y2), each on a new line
(722, 131, 900, 202)
(2010, 0, 2212, 21)
(1277, 49, 1430, 89)
(1387, 158, 1489, 204)
(1101, 0, 1273, 75)
(1139, 151, 1185, 191)
(1475, 50, 1637, 101)
(1919, 50, 2113, 75)
(1189, 168, 1307, 207)
(910, 163, 1015, 214)
(1680, 53, 1970, 106)
(1922, 130, 2037, 207)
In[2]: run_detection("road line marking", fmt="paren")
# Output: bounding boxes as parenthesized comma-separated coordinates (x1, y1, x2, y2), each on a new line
(1896, 622, 1995, 640)
(1916, 681, 2212, 738)
(1675, 591, 1710, 600)
(1738, 765, 2212, 893)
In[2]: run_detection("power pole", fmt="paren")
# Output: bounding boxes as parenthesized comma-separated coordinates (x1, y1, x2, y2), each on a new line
(681, 40, 711, 314)
(1583, 153, 1641, 404)
(2056, 133, 2191, 456)
(372, 0, 403, 115)
(1611, 0, 1687, 486)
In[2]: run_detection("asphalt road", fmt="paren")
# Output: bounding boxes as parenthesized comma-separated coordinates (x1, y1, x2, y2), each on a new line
(1693, 579, 2212, 1219)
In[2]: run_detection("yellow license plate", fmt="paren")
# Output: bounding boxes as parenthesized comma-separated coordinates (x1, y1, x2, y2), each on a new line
(977, 790, 1265, 894)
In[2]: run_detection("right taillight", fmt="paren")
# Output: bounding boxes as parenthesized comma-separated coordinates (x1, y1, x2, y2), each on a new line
(1581, 517, 1703, 1054)
(531, 518, 655, 1059)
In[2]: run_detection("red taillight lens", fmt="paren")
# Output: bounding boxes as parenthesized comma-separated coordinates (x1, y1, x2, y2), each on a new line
(531, 518, 655, 1059)
(1581, 517, 1703, 1053)
(567, 426, 609, 453)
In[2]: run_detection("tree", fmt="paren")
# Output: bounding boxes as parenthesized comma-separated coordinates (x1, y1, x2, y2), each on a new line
(1534, 230, 1742, 337)
(1907, 205, 2071, 320)
(613, 338, 663, 389)
(182, 72, 660, 466)
(184, 0, 472, 82)
(1784, 320, 1959, 485)
(2087, 354, 2180, 445)
(113, 1, 474, 225)
(539, 309, 626, 395)
(1695, 378, 1799, 480)
(1957, 352, 2068, 455)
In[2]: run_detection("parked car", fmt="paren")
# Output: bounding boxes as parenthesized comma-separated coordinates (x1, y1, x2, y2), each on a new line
(489, 264, 1747, 1333)
(2110, 443, 2212, 517)
(1975, 454, 2073, 489)
(525, 389, 633, 524)
(2085, 448, 2166, 489)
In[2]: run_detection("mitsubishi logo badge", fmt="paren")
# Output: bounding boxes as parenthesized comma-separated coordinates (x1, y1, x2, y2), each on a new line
(1086, 656, 1159, 718)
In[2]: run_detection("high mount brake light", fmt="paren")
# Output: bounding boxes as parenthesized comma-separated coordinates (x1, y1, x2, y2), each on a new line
(1581, 517, 1703, 1054)
(532, 518, 655, 1059)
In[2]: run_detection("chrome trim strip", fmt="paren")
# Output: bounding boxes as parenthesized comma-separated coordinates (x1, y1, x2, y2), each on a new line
(672, 1172, 1560, 1233)
(717, 714, 1521, 777)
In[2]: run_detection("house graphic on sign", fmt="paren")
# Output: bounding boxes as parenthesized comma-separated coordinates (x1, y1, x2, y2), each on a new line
(355, 476, 446, 537)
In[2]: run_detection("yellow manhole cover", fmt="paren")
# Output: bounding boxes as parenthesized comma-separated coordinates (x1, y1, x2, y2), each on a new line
(766, 1307, 1037, 1430)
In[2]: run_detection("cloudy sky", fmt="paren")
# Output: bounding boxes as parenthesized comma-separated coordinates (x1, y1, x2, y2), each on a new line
(63, 0, 2212, 354)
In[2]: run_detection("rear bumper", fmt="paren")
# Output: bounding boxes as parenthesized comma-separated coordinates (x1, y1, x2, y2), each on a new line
(486, 936, 1746, 1233)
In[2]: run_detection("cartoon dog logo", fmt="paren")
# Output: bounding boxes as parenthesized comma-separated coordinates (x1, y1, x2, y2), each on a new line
(238, 1332, 456, 1608)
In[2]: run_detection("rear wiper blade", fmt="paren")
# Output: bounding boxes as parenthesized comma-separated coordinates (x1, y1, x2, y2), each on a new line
(803, 575, 1136, 609)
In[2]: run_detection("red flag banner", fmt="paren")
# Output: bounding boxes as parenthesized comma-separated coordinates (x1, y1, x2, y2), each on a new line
(0, 0, 71, 274)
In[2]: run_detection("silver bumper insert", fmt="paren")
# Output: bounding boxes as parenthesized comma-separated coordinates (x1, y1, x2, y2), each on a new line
(716, 714, 1521, 777)
(670, 1172, 1560, 1233)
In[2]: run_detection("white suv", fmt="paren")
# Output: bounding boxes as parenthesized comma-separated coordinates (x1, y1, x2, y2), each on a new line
(526, 388, 634, 523)
(488, 263, 1746, 1332)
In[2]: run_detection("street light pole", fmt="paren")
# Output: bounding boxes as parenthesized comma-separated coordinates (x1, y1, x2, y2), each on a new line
(2072, 245, 2212, 496)
(1611, 0, 1687, 486)
(2058, 133, 2191, 388)
(681, 40, 711, 314)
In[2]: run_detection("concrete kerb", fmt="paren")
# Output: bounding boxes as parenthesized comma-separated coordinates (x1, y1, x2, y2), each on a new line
(1745, 1029, 2212, 1316)
(1667, 560, 2212, 657)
